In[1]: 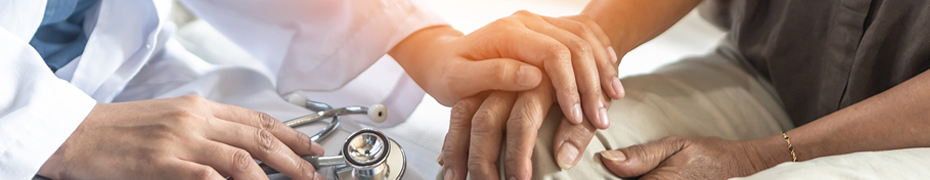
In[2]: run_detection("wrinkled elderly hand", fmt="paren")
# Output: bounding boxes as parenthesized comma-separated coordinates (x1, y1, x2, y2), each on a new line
(600, 136, 790, 179)
(438, 74, 611, 180)
(38, 95, 325, 180)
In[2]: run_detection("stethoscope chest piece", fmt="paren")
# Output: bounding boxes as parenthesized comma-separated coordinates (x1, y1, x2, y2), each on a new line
(336, 129, 405, 180)
(276, 93, 404, 180)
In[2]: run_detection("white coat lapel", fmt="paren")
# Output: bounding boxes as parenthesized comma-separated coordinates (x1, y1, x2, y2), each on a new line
(0, 0, 45, 42)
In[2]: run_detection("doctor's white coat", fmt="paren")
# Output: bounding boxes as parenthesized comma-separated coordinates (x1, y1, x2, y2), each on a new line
(0, 0, 445, 178)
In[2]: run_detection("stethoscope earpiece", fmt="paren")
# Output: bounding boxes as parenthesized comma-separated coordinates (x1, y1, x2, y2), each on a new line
(367, 104, 388, 124)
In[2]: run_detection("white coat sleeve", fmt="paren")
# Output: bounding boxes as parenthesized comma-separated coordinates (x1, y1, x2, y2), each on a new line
(177, 0, 447, 93)
(0, 28, 98, 179)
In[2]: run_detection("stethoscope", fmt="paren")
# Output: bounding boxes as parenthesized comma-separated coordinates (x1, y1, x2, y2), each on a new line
(260, 93, 406, 180)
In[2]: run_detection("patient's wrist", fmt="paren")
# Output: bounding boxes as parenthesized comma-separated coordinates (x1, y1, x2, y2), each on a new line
(744, 135, 797, 172)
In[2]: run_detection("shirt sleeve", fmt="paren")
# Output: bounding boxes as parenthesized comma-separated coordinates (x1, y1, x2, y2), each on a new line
(178, 0, 447, 93)
(0, 27, 98, 179)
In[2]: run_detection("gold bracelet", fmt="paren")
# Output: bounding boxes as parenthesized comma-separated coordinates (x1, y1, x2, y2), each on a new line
(781, 132, 798, 162)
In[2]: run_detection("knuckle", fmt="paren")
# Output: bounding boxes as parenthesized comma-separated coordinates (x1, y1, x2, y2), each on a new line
(230, 149, 254, 173)
(466, 156, 488, 174)
(163, 110, 201, 128)
(466, 153, 498, 178)
(450, 99, 480, 123)
(258, 112, 277, 131)
(544, 43, 572, 64)
(441, 140, 464, 158)
(511, 10, 535, 18)
(493, 17, 519, 26)
(568, 38, 593, 56)
(506, 115, 536, 132)
(179, 94, 207, 104)
(188, 166, 215, 180)
(294, 160, 316, 179)
(256, 129, 277, 153)
(167, 108, 198, 119)
(563, 124, 594, 141)
(626, 144, 648, 155)
(471, 109, 500, 129)
(555, 83, 578, 97)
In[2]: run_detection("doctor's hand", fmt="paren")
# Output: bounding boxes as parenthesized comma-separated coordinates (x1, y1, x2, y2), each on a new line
(437, 74, 606, 180)
(391, 11, 623, 130)
(37, 95, 325, 180)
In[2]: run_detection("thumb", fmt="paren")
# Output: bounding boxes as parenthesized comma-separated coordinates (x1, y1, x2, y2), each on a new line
(442, 58, 542, 103)
(600, 137, 689, 178)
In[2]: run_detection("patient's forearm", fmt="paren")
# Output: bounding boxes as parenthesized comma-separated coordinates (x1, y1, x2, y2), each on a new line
(581, 0, 702, 56)
(788, 69, 930, 161)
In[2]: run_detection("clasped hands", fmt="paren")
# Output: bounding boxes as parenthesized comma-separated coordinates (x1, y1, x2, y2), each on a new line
(400, 10, 625, 180)
(409, 11, 786, 180)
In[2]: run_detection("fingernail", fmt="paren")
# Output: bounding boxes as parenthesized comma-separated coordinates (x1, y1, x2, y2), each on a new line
(436, 154, 443, 165)
(557, 142, 580, 169)
(571, 104, 583, 124)
(598, 105, 610, 128)
(601, 150, 627, 162)
(444, 168, 455, 180)
(510, 176, 517, 180)
(612, 77, 625, 99)
(607, 46, 618, 63)
(517, 65, 541, 87)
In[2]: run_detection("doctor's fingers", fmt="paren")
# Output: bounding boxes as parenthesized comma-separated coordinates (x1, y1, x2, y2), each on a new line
(504, 75, 556, 180)
(161, 158, 226, 180)
(441, 58, 542, 104)
(472, 11, 590, 129)
(557, 15, 625, 100)
(468, 91, 517, 180)
(487, 24, 585, 129)
(209, 101, 325, 156)
(440, 94, 487, 180)
(514, 10, 613, 129)
(199, 117, 322, 180)
(180, 140, 267, 180)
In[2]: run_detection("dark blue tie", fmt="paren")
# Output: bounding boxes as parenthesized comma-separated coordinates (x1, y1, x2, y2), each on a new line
(30, 0, 101, 72)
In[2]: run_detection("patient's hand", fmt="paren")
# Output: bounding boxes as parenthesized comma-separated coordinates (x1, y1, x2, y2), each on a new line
(437, 75, 607, 180)
(600, 136, 789, 179)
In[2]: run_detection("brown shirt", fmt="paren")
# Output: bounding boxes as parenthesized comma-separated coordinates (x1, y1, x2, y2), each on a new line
(699, 0, 930, 126)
